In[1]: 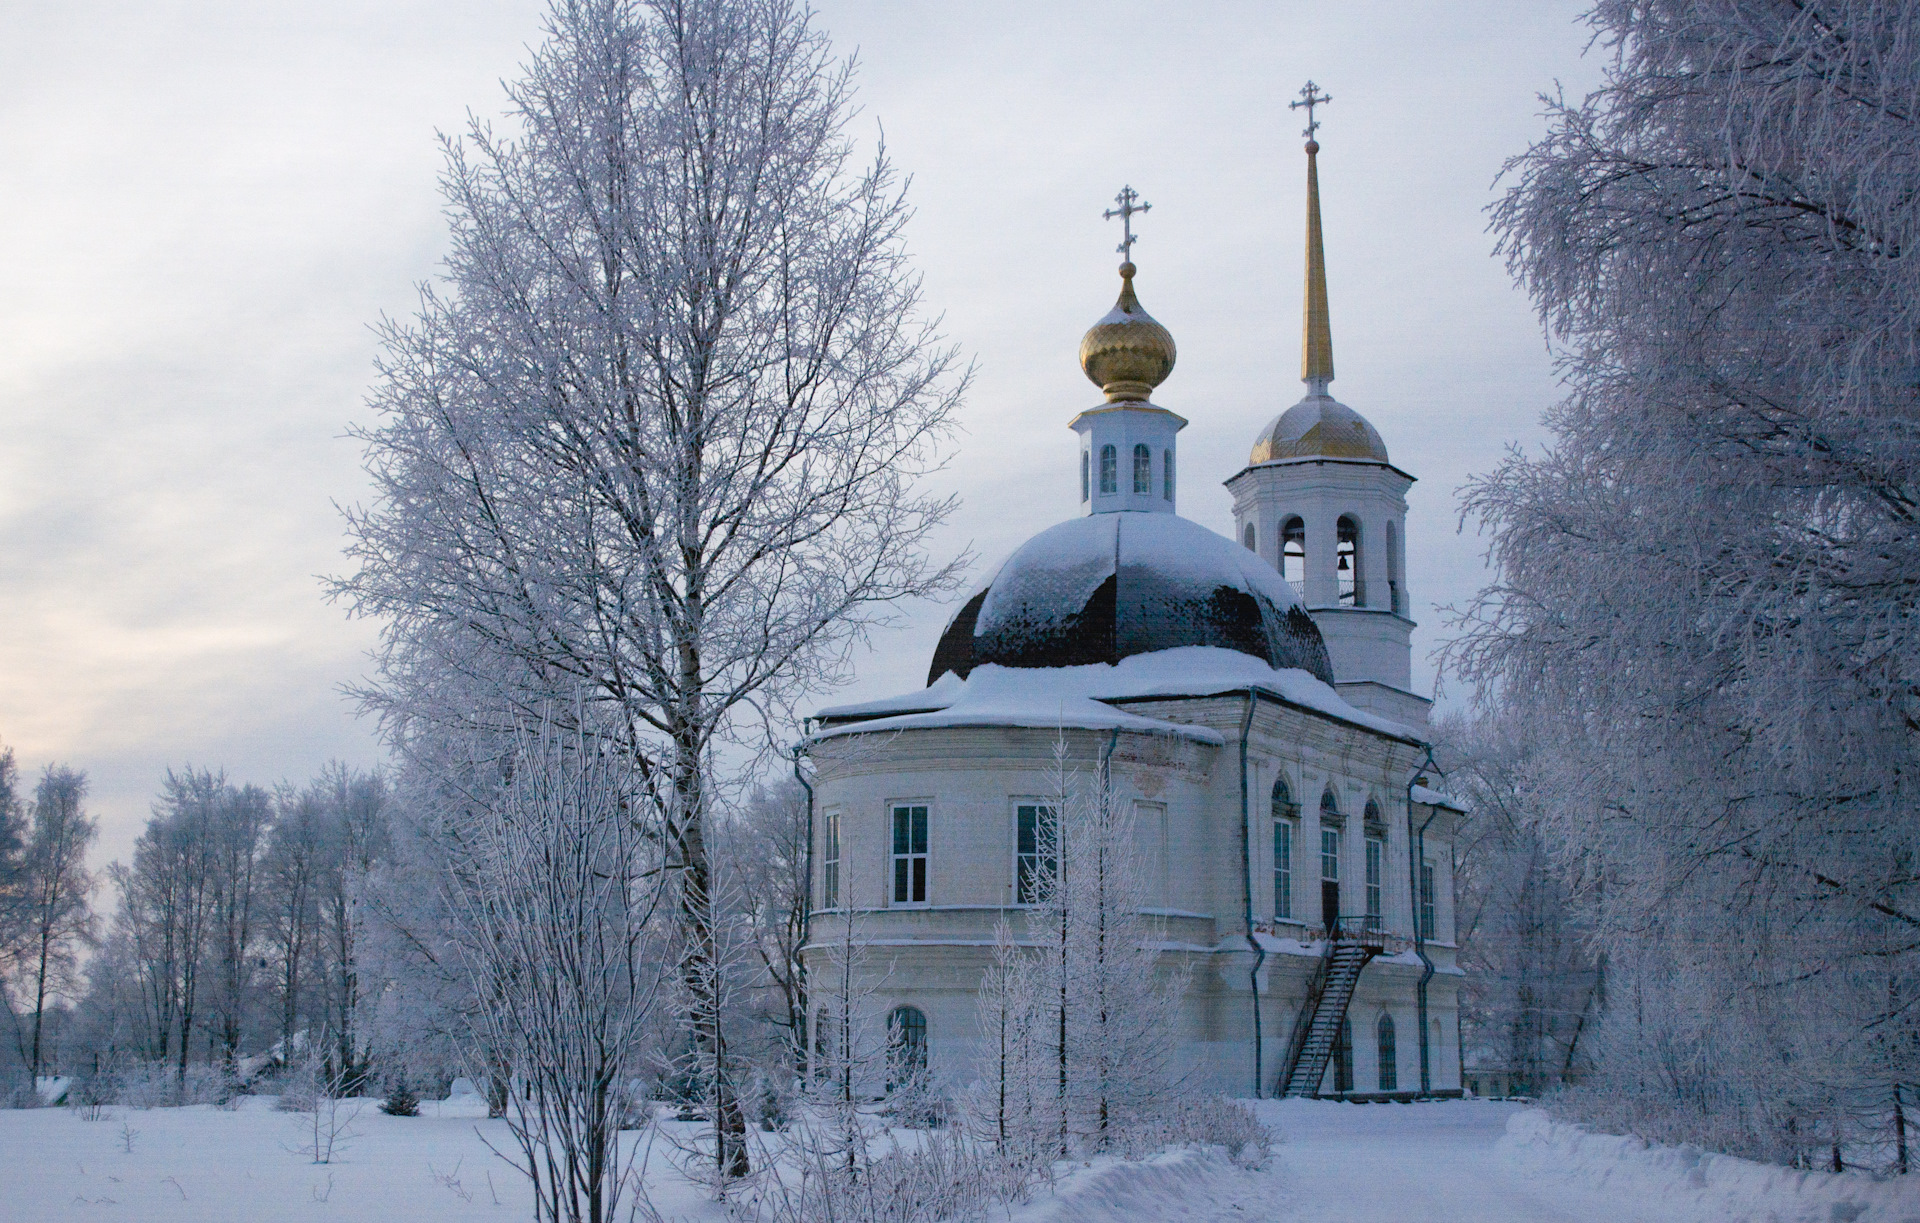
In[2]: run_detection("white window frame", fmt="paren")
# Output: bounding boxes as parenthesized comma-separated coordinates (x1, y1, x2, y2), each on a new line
(891, 803, 930, 906)
(1273, 816, 1294, 921)
(1013, 800, 1058, 905)
(821, 811, 841, 910)
(1419, 858, 1436, 940)
(1364, 834, 1383, 930)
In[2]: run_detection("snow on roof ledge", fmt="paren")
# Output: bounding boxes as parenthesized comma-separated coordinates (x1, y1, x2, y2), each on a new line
(1411, 783, 1466, 811)
(810, 646, 1421, 746)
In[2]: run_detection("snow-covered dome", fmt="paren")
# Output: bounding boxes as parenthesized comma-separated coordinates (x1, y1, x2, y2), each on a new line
(928, 512, 1334, 685)
(1249, 391, 1388, 465)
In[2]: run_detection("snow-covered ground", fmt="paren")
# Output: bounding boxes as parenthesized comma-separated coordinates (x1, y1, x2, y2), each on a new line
(3, 1096, 1915, 1222)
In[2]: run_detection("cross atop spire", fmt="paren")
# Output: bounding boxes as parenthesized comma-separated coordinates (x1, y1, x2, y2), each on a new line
(1289, 80, 1332, 143)
(1103, 185, 1151, 263)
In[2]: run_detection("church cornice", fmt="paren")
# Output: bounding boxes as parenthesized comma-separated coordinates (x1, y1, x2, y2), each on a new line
(1224, 455, 1417, 487)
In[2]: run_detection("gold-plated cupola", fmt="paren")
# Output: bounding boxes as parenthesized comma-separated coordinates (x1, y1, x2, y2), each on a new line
(1078, 260, 1177, 402)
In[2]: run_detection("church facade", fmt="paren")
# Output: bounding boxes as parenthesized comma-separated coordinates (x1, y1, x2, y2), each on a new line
(800, 116, 1463, 1101)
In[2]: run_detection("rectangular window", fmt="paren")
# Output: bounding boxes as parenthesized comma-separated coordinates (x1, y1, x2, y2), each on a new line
(1365, 837, 1383, 930)
(1321, 826, 1340, 882)
(1419, 859, 1436, 940)
(1273, 819, 1294, 920)
(892, 804, 928, 905)
(1014, 803, 1057, 905)
(821, 812, 841, 909)
(1136, 800, 1169, 909)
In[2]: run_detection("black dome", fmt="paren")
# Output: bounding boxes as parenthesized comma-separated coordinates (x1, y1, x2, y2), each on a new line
(929, 512, 1334, 686)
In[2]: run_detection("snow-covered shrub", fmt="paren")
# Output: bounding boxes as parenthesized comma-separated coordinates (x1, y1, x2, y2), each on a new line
(751, 1125, 1035, 1223)
(1117, 1096, 1273, 1170)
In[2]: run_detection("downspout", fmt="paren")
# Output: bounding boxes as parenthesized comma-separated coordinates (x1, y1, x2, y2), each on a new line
(1239, 691, 1266, 1098)
(1406, 747, 1439, 1094)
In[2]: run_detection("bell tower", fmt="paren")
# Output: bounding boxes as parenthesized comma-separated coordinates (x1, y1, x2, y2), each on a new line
(1225, 85, 1429, 728)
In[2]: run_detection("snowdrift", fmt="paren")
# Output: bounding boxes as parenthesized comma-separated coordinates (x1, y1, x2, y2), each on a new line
(1499, 1109, 1920, 1223)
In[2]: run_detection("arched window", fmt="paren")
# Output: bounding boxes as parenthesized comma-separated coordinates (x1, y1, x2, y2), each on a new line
(1385, 519, 1401, 614)
(887, 1005, 928, 1086)
(1243, 523, 1257, 552)
(1332, 1016, 1354, 1093)
(1337, 515, 1364, 606)
(1081, 450, 1090, 502)
(1163, 449, 1174, 501)
(1133, 444, 1151, 494)
(1099, 445, 1117, 494)
(1272, 777, 1297, 921)
(1319, 789, 1341, 929)
(1377, 1014, 1397, 1091)
(1281, 517, 1306, 587)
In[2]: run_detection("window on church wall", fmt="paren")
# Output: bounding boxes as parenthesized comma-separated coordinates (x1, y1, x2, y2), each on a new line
(1337, 515, 1364, 606)
(1364, 800, 1384, 931)
(1137, 800, 1169, 908)
(1163, 449, 1174, 500)
(1377, 1014, 1398, 1091)
(1099, 445, 1117, 494)
(1244, 523, 1257, 553)
(1385, 519, 1402, 614)
(1081, 450, 1089, 502)
(822, 812, 841, 909)
(1419, 859, 1436, 940)
(1015, 802, 1058, 905)
(1365, 835, 1383, 931)
(887, 1005, 928, 1088)
(1272, 777, 1298, 921)
(1133, 444, 1151, 494)
(813, 1007, 832, 1079)
(892, 804, 929, 905)
(1281, 517, 1306, 586)
(1320, 789, 1342, 928)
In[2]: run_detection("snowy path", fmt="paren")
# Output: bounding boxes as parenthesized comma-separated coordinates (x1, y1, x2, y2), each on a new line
(1255, 1099, 1624, 1223)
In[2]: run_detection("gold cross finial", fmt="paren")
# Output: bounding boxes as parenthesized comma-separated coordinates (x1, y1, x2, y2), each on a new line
(1290, 80, 1332, 143)
(1103, 185, 1151, 263)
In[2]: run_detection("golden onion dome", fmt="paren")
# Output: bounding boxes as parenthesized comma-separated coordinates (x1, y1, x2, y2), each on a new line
(1078, 262, 1176, 402)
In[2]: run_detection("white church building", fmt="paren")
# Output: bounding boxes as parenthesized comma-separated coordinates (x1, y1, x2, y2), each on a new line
(800, 111, 1463, 1101)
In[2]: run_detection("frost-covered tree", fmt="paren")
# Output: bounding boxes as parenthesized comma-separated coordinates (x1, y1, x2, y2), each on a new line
(440, 714, 668, 1223)
(337, 0, 964, 1177)
(1457, 0, 1920, 1164)
(2, 766, 97, 1081)
(725, 775, 811, 1078)
(1436, 714, 1599, 1096)
(971, 738, 1181, 1157)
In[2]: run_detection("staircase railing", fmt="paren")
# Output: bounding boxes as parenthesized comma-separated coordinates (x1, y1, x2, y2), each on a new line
(1277, 915, 1385, 1097)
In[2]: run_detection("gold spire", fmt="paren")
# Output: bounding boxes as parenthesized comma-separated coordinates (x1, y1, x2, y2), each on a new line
(1079, 261, 1177, 402)
(1301, 138, 1334, 389)
(1290, 80, 1335, 391)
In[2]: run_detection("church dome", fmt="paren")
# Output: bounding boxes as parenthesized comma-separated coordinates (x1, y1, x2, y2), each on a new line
(1249, 391, 1389, 464)
(1078, 262, 1176, 402)
(928, 511, 1334, 685)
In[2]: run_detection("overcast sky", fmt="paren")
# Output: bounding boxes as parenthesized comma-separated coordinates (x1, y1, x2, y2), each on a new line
(0, 1, 1603, 868)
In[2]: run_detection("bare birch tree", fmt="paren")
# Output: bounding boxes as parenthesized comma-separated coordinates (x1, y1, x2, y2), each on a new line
(338, 0, 964, 1178)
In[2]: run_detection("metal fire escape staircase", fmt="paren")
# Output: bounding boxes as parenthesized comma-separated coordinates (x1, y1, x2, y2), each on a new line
(1279, 918, 1385, 1097)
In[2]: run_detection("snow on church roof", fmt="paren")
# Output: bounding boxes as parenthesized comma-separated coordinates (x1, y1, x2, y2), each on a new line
(926, 512, 1336, 686)
(812, 645, 1419, 746)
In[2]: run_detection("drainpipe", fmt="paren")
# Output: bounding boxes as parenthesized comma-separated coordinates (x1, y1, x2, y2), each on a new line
(1405, 746, 1440, 1094)
(1239, 691, 1266, 1099)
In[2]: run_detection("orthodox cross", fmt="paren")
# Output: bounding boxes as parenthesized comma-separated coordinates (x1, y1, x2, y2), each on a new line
(1290, 80, 1332, 141)
(1104, 185, 1151, 261)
